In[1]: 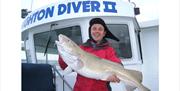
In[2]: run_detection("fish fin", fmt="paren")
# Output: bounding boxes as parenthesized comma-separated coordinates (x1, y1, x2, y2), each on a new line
(62, 66, 73, 75)
(73, 59, 84, 70)
(124, 83, 137, 91)
(55, 40, 59, 45)
(55, 40, 62, 53)
(100, 71, 115, 81)
(126, 69, 143, 83)
(55, 40, 62, 47)
(139, 85, 151, 91)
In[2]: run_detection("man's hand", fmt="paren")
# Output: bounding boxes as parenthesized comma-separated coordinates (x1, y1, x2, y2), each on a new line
(106, 74, 120, 83)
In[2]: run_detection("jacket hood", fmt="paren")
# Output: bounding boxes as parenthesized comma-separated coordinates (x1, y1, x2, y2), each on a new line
(88, 18, 119, 41)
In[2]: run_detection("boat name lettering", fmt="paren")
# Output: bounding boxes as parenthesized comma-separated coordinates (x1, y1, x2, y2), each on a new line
(22, 1, 117, 29)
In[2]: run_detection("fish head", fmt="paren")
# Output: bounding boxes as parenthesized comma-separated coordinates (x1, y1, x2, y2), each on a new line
(56, 34, 82, 66)
(57, 34, 80, 57)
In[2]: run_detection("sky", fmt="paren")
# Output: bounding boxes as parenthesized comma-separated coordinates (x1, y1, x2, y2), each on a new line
(21, 0, 158, 22)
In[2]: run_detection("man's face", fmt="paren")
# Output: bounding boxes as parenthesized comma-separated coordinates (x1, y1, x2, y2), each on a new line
(90, 24, 106, 42)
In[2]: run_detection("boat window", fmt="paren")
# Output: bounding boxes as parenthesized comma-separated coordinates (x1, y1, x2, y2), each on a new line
(106, 24, 132, 59)
(33, 26, 82, 65)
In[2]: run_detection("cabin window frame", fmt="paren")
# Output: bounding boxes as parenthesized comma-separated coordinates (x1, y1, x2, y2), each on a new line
(104, 20, 143, 65)
(106, 24, 132, 59)
(33, 25, 82, 65)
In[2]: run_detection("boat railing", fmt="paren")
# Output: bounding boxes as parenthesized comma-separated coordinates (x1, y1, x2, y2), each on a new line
(52, 65, 73, 91)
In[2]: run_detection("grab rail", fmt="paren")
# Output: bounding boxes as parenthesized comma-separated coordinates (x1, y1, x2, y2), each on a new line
(52, 65, 73, 91)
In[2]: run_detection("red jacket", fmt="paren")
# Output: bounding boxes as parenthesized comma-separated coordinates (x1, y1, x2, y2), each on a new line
(58, 40, 122, 91)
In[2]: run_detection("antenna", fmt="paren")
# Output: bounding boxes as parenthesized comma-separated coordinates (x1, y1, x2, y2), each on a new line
(30, 0, 34, 11)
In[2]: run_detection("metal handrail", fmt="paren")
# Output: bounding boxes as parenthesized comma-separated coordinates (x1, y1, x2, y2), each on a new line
(52, 66, 73, 91)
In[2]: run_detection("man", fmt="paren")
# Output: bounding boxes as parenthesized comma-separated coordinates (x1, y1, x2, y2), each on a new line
(58, 18, 123, 91)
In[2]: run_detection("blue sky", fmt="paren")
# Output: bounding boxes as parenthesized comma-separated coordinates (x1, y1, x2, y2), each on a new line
(21, 0, 158, 22)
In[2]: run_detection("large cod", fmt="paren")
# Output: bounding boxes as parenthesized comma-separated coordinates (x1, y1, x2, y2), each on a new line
(55, 34, 150, 91)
